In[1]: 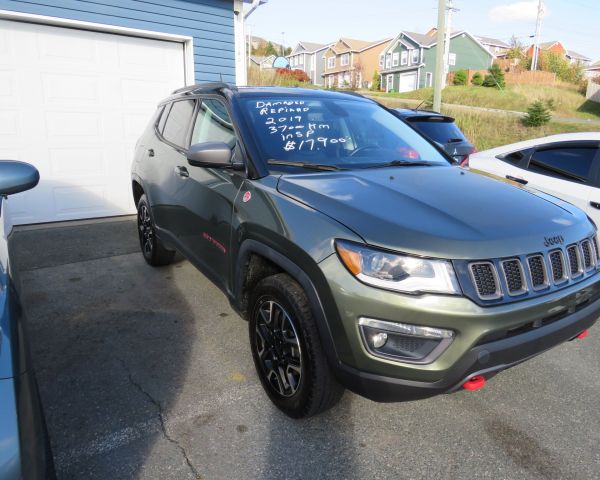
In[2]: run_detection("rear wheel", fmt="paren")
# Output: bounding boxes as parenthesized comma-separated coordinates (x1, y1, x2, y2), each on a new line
(249, 274, 344, 418)
(137, 194, 175, 266)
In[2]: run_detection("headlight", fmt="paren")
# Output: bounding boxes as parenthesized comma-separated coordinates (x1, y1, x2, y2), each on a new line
(335, 240, 461, 295)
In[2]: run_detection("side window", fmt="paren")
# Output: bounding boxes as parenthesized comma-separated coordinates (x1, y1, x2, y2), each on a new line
(162, 99, 196, 147)
(528, 146, 597, 183)
(156, 104, 170, 134)
(497, 149, 528, 166)
(191, 99, 236, 149)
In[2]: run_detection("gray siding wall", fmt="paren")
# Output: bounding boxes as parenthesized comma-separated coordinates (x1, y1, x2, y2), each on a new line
(0, 0, 235, 83)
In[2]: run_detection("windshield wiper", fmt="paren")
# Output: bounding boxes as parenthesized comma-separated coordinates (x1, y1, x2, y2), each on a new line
(364, 160, 436, 169)
(267, 159, 342, 171)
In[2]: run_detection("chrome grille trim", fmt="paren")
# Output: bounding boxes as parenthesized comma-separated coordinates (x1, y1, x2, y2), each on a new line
(527, 254, 549, 291)
(468, 262, 502, 300)
(567, 244, 583, 278)
(580, 239, 594, 272)
(548, 249, 568, 285)
(500, 259, 528, 296)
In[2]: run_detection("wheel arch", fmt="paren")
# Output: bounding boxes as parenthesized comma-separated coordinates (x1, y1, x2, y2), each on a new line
(234, 239, 341, 367)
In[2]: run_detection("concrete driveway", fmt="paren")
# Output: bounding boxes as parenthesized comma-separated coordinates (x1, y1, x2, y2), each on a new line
(12, 218, 600, 480)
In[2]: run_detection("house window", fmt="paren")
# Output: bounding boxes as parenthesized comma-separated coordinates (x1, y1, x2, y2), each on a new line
(392, 52, 400, 67)
(341, 53, 350, 66)
(385, 53, 392, 69)
(327, 56, 336, 68)
(379, 54, 384, 68)
(426, 72, 433, 87)
(400, 51, 408, 66)
(449, 53, 456, 66)
(412, 49, 419, 64)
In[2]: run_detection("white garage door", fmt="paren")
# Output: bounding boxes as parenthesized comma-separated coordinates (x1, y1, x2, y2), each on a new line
(0, 19, 187, 224)
(399, 72, 417, 93)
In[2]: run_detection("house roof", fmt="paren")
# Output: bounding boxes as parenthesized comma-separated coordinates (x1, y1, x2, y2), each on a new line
(475, 36, 510, 48)
(538, 40, 562, 50)
(250, 55, 274, 65)
(298, 41, 329, 53)
(587, 60, 600, 69)
(402, 31, 436, 47)
(566, 49, 591, 61)
(330, 37, 391, 53)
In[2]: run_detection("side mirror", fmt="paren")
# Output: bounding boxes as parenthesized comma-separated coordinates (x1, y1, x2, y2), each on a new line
(187, 142, 232, 168)
(0, 160, 39, 196)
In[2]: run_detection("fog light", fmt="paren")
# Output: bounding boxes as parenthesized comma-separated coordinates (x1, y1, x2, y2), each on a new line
(359, 317, 454, 364)
(371, 332, 388, 348)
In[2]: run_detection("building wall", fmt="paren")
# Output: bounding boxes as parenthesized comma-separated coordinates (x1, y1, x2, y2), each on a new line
(0, 0, 236, 83)
(420, 34, 492, 88)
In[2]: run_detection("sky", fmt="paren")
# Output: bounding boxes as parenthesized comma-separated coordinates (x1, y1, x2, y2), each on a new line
(247, 0, 599, 62)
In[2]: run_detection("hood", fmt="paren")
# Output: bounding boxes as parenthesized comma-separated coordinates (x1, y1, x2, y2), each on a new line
(277, 166, 594, 259)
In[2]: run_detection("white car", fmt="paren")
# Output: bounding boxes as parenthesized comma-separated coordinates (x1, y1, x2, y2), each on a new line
(469, 132, 600, 224)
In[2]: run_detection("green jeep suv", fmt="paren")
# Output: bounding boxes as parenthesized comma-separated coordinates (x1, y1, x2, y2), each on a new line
(131, 84, 599, 418)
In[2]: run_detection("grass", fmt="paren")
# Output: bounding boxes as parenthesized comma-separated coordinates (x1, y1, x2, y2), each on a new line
(371, 83, 600, 121)
(372, 96, 600, 150)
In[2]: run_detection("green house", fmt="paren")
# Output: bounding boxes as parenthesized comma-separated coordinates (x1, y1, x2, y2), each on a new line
(378, 30, 495, 92)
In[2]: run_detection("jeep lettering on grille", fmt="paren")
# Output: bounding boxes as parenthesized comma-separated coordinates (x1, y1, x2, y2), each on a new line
(544, 235, 564, 247)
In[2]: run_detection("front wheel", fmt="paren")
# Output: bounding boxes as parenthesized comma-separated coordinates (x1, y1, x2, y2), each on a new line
(249, 274, 344, 418)
(137, 194, 175, 266)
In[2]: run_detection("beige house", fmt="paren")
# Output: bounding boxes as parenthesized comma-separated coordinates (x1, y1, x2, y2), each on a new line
(322, 37, 392, 88)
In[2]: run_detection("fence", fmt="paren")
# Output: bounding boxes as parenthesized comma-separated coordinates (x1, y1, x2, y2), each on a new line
(587, 81, 600, 103)
(446, 68, 556, 86)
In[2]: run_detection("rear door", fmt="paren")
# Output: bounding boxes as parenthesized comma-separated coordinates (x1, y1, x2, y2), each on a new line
(146, 99, 196, 236)
(523, 142, 600, 223)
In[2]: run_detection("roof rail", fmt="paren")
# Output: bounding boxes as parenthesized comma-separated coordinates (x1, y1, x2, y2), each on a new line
(171, 82, 235, 95)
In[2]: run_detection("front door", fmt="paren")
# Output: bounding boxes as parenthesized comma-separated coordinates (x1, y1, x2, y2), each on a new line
(171, 97, 245, 286)
(386, 74, 394, 92)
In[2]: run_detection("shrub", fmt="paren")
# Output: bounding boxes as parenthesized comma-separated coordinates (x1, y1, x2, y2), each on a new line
(523, 101, 552, 127)
(275, 68, 310, 83)
(471, 72, 483, 86)
(483, 64, 506, 88)
(538, 52, 584, 84)
(370, 70, 381, 91)
(545, 98, 556, 111)
(453, 69, 467, 85)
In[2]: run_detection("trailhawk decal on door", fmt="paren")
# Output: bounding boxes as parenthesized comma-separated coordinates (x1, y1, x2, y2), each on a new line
(202, 232, 227, 254)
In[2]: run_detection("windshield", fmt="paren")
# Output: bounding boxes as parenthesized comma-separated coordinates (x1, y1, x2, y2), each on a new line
(409, 119, 468, 145)
(241, 96, 451, 169)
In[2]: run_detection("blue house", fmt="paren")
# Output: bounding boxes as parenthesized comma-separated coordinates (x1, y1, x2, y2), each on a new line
(0, 0, 242, 224)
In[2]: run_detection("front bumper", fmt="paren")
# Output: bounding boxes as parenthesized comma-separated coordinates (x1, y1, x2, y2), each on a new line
(318, 254, 600, 402)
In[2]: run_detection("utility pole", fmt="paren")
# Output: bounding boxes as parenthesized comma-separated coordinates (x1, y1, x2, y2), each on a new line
(531, 0, 544, 71)
(432, 0, 446, 112)
(442, 0, 454, 88)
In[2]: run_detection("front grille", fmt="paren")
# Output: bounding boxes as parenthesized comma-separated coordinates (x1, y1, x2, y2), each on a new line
(549, 250, 567, 283)
(567, 245, 582, 277)
(527, 255, 547, 289)
(581, 240, 594, 271)
(469, 262, 499, 299)
(593, 236, 600, 261)
(501, 259, 527, 295)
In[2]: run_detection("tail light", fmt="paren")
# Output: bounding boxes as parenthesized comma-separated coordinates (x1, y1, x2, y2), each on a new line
(458, 146, 477, 168)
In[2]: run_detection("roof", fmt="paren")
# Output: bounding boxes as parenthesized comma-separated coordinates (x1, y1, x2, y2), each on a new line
(298, 41, 329, 52)
(249, 55, 275, 65)
(587, 60, 600, 70)
(566, 50, 591, 61)
(475, 36, 510, 48)
(402, 31, 436, 47)
(334, 37, 391, 52)
(472, 132, 600, 157)
(538, 40, 562, 49)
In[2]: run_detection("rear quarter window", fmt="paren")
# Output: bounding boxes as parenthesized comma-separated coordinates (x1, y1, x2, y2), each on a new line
(162, 99, 196, 148)
(409, 120, 467, 144)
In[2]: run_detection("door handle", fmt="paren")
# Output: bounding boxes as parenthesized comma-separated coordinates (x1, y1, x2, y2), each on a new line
(147, 148, 155, 157)
(175, 166, 189, 178)
(506, 175, 528, 185)
(590, 201, 600, 210)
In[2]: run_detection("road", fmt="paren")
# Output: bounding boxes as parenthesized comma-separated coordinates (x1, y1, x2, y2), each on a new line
(12, 218, 600, 479)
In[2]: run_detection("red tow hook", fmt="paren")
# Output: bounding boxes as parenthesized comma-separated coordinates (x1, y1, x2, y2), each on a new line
(576, 329, 589, 340)
(463, 375, 486, 391)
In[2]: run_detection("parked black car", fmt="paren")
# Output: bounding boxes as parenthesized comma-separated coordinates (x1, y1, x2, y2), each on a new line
(0, 161, 55, 479)
(393, 109, 475, 166)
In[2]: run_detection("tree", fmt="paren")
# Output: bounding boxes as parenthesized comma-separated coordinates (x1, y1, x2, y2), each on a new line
(538, 51, 584, 84)
(483, 63, 506, 88)
(284, 47, 292, 56)
(264, 41, 278, 57)
(370, 70, 381, 91)
(506, 35, 526, 61)
(471, 72, 483, 86)
(523, 101, 551, 127)
(453, 69, 467, 85)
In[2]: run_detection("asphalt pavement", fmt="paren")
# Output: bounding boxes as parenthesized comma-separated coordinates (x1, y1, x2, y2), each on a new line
(11, 218, 600, 480)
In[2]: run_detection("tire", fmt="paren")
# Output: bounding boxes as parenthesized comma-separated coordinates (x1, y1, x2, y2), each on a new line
(249, 273, 344, 418)
(137, 194, 175, 266)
